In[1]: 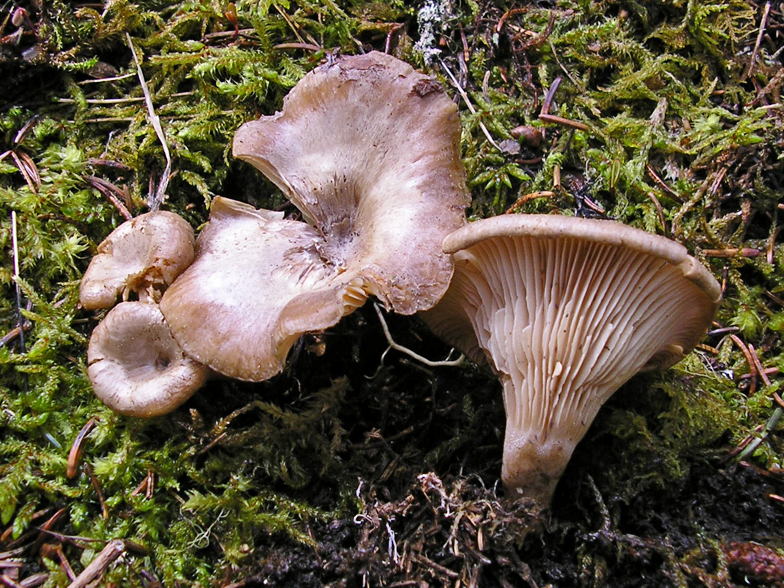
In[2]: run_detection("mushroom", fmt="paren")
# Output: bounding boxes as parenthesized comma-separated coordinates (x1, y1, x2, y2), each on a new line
(160, 51, 469, 381)
(159, 197, 365, 381)
(80, 211, 195, 310)
(87, 302, 209, 417)
(421, 214, 721, 507)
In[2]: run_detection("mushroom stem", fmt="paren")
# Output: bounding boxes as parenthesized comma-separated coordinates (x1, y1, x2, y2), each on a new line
(501, 412, 575, 508)
(501, 381, 578, 506)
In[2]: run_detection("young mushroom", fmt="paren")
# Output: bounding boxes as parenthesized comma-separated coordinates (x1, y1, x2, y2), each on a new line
(160, 51, 470, 381)
(421, 214, 721, 507)
(80, 211, 195, 309)
(87, 302, 209, 417)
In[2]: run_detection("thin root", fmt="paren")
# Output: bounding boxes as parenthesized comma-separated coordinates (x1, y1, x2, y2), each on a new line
(374, 304, 464, 368)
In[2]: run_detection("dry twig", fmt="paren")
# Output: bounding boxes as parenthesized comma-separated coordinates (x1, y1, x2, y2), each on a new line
(84, 176, 132, 221)
(437, 59, 503, 153)
(729, 334, 757, 395)
(11, 211, 25, 353)
(67, 418, 97, 479)
(744, 2, 772, 80)
(66, 540, 125, 588)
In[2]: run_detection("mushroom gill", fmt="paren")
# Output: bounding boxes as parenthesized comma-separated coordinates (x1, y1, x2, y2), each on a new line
(421, 214, 721, 507)
(231, 51, 470, 314)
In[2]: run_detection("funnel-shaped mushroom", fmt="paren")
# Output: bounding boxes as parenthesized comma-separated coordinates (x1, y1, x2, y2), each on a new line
(87, 302, 209, 417)
(232, 51, 468, 313)
(422, 215, 721, 506)
(80, 211, 195, 309)
(161, 52, 469, 381)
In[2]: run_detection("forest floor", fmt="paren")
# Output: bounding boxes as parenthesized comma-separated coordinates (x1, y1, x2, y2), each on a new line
(1, 0, 784, 586)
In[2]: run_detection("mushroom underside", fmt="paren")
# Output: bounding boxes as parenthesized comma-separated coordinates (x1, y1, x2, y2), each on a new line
(232, 51, 470, 316)
(422, 216, 720, 506)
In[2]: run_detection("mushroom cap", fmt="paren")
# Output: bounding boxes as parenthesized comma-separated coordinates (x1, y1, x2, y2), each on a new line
(160, 52, 470, 382)
(87, 302, 209, 417)
(421, 214, 721, 504)
(232, 50, 470, 315)
(80, 211, 195, 309)
(159, 197, 365, 382)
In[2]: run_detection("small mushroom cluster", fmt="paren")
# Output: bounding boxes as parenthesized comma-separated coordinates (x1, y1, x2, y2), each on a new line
(81, 52, 720, 508)
(82, 51, 469, 415)
(81, 211, 208, 417)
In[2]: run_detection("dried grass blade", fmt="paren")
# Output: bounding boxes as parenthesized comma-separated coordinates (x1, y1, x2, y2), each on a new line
(126, 33, 171, 211)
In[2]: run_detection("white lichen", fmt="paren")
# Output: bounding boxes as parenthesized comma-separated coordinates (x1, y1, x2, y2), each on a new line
(414, 0, 454, 65)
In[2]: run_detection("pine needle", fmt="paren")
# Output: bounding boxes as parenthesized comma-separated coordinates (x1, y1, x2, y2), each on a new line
(11, 210, 25, 354)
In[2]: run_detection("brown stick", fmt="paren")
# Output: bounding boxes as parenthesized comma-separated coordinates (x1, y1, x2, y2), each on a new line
(727, 423, 764, 458)
(385, 23, 405, 54)
(541, 77, 561, 115)
(739, 367, 779, 380)
(505, 191, 555, 214)
(645, 164, 682, 202)
(31, 508, 67, 554)
(40, 544, 76, 581)
(66, 540, 126, 588)
(0, 323, 31, 348)
(707, 326, 740, 336)
(18, 573, 48, 588)
(67, 419, 97, 479)
(537, 113, 589, 131)
(10, 151, 40, 193)
(496, 8, 529, 33)
(730, 334, 757, 396)
(0, 575, 24, 588)
(766, 291, 784, 307)
(272, 42, 321, 52)
(702, 248, 760, 258)
(84, 177, 132, 221)
(84, 465, 108, 521)
(748, 344, 772, 387)
(767, 223, 781, 265)
(744, 1, 772, 80)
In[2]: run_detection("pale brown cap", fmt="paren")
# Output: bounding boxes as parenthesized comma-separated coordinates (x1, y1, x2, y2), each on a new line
(232, 51, 470, 315)
(80, 211, 195, 310)
(87, 302, 208, 417)
(421, 214, 721, 506)
(159, 197, 365, 382)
